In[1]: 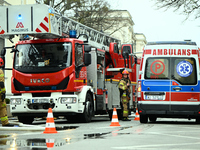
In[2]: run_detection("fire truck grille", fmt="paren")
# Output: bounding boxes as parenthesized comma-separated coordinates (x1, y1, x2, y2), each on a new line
(13, 77, 69, 91)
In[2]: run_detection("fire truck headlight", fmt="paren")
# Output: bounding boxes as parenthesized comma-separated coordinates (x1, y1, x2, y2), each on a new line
(60, 97, 76, 104)
(10, 98, 22, 105)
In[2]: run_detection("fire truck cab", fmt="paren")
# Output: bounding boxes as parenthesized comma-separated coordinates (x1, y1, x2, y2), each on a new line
(137, 41, 200, 123)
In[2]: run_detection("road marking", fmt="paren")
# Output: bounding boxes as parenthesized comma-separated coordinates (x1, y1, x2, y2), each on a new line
(112, 142, 200, 149)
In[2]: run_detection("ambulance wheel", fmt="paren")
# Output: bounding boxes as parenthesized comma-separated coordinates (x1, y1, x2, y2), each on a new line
(149, 116, 157, 122)
(140, 115, 148, 123)
(80, 93, 94, 123)
(18, 116, 34, 124)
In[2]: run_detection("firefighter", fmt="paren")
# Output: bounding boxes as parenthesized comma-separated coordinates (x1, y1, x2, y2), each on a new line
(118, 70, 131, 121)
(0, 59, 13, 127)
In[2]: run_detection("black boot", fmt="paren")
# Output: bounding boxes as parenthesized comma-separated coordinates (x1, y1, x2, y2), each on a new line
(3, 123, 15, 127)
(122, 117, 131, 121)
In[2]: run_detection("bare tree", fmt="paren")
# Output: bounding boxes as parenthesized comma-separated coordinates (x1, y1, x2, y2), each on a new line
(43, 0, 127, 36)
(155, 0, 200, 19)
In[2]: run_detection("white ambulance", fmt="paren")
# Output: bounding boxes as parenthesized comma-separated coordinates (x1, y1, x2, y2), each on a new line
(137, 41, 200, 123)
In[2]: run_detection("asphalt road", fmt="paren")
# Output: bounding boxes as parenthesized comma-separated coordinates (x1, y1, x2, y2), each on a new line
(1, 114, 200, 150)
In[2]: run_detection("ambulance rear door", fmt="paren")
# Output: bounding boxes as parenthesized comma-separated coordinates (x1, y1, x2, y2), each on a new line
(170, 47, 200, 113)
(143, 46, 171, 113)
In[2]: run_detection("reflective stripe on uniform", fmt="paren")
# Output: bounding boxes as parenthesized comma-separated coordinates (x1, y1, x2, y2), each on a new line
(0, 74, 4, 77)
(1, 88, 5, 92)
(0, 87, 5, 93)
(119, 83, 126, 90)
(123, 111, 129, 114)
(122, 92, 126, 97)
(1, 116, 8, 122)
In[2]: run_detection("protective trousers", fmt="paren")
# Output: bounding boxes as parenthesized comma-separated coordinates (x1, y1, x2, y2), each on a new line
(0, 97, 8, 126)
(121, 93, 129, 118)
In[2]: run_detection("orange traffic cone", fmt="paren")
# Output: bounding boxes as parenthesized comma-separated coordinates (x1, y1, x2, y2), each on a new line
(43, 108, 58, 134)
(46, 139, 55, 149)
(134, 108, 140, 121)
(110, 108, 120, 126)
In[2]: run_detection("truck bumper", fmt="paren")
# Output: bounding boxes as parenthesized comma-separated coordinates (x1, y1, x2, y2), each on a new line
(138, 103, 200, 118)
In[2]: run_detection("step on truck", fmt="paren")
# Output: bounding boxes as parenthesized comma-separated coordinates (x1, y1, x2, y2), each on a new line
(0, 4, 139, 123)
(137, 41, 200, 123)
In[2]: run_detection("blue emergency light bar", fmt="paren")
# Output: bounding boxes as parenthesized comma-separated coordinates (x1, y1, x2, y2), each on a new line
(147, 41, 197, 46)
(69, 30, 77, 38)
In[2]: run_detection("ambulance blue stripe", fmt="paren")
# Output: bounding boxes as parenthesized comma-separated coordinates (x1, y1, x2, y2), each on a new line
(140, 80, 200, 92)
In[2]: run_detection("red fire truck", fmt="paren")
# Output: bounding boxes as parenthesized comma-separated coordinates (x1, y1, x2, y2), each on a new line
(0, 4, 139, 123)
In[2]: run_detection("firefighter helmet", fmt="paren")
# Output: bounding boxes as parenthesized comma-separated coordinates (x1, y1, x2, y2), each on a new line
(0, 58, 4, 67)
(122, 70, 129, 75)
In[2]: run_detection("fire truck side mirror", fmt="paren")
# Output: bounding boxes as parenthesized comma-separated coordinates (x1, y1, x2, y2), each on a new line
(134, 56, 137, 64)
(0, 48, 6, 56)
(84, 53, 91, 66)
(84, 45, 91, 52)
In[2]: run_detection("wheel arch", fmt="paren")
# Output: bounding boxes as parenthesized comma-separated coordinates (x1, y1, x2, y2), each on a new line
(76, 85, 95, 111)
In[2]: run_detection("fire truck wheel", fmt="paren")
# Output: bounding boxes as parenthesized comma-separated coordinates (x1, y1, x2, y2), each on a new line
(80, 93, 94, 123)
(195, 117, 200, 124)
(140, 115, 148, 123)
(18, 116, 34, 124)
(149, 116, 157, 122)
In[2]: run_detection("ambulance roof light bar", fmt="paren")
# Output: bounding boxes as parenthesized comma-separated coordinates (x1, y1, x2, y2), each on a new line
(147, 41, 197, 46)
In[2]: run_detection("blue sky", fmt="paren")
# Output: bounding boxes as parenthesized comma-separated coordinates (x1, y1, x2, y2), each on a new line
(109, 0, 200, 46)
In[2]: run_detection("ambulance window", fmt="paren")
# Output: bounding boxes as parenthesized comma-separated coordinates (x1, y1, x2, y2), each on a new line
(172, 58, 197, 85)
(145, 58, 169, 79)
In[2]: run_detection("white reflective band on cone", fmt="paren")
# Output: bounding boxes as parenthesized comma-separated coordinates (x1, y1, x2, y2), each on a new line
(111, 118, 118, 122)
(47, 113, 53, 118)
(46, 123, 56, 128)
(113, 111, 117, 115)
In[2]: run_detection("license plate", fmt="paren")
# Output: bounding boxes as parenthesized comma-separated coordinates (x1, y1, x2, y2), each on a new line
(32, 99, 49, 103)
(145, 95, 163, 100)
(31, 142, 46, 146)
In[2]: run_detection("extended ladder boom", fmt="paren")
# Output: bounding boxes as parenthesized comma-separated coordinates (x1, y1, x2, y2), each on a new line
(0, 4, 120, 50)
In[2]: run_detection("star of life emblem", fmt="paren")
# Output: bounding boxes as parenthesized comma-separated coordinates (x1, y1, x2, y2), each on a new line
(176, 61, 193, 77)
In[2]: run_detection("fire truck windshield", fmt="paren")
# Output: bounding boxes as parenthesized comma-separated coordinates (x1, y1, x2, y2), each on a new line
(14, 42, 72, 73)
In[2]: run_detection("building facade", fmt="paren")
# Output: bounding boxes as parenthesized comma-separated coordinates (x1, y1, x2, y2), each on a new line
(106, 10, 147, 56)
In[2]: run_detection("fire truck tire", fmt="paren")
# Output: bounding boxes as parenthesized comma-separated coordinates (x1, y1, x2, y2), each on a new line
(108, 109, 122, 120)
(80, 93, 94, 123)
(18, 116, 34, 124)
(149, 116, 157, 122)
(140, 115, 148, 123)
(65, 115, 78, 122)
(195, 117, 200, 124)
(108, 111, 112, 120)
